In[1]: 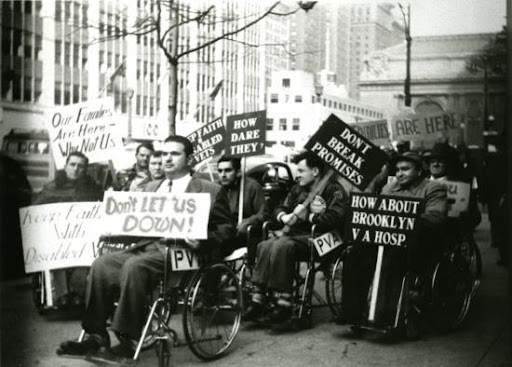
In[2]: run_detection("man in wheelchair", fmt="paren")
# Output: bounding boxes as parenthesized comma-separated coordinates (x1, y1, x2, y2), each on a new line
(57, 135, 235, 357)
(340, 151, 448, 334)
(243, 151, 348, 332)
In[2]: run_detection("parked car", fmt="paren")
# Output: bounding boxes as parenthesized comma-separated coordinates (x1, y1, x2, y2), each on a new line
(194, 155, 296, 212)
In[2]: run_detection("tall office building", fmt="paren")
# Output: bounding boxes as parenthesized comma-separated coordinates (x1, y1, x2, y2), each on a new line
(1, 0, 289, 141)
(348, 2, 404, 98)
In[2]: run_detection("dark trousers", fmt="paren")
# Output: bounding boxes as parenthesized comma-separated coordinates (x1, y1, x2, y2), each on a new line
(251, 235, 309, 293)
(82, 244, 165, 340)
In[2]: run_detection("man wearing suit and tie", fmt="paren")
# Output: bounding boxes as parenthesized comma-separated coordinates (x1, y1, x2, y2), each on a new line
(58, 135, 234, 357)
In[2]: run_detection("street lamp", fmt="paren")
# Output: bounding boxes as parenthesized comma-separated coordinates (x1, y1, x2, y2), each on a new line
(127, 88, 135, 140)
(315, 84, 324, 103)
(398, 3, 412, 107)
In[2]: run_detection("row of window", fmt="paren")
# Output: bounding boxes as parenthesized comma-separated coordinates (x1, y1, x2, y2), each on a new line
(322, 98, 383, 118)
(266, 118, 300, 131)
(270, 94, 305, 103)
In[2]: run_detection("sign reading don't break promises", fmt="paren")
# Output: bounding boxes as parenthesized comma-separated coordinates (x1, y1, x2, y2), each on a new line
(102, 191, 211, 239)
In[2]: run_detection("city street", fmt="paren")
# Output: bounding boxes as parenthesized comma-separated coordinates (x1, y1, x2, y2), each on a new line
(1, 215, 510, 367)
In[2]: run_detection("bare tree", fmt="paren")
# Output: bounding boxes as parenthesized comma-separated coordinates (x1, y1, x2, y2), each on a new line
(89, 0, 317, 135)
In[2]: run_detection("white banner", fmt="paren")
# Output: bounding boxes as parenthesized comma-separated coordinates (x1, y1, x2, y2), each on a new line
(19, 202, 102, 273)
(313, 231, 343, 257)
(46, 97, 124, 169)
(102, 191, 211, 239)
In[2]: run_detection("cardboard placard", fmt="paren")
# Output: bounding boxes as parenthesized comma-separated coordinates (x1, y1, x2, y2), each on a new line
(304, 114, 389, 191)
(186, 118, 226, 166)
(46, 97, 123, 169)
(390, 111, 464, 144)
(347, 193, 423, 248)
(225, 110, 266, 157)
(102, 191, 211, 239)
(443, 180, 470, 217)
(312, 231, 343, 257)
(350, 119, 391, 147)
(19, 202, 102, 273)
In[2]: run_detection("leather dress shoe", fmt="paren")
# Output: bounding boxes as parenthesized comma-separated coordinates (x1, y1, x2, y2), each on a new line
(57, 333, 110, 356)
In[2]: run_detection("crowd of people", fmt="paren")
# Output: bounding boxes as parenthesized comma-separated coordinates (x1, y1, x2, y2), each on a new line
(6, 133, 502, 358)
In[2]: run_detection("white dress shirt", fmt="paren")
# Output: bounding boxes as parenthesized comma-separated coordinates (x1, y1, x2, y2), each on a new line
(156, 174, 192, 194)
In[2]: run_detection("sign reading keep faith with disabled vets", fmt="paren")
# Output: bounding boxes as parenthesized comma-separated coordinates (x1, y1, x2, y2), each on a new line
(46, 97, 123, 169)
(102, 191, 211, 239)
(186, 118, 226, 166)
(305, 114, 389, 191)
(347, 193, 423, 248)
(225, 110, 266, 157)
(19, 202, 102, 273)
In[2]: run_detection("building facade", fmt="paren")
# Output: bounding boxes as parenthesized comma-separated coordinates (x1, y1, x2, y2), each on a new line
(266, 70, 384, 149)
(358, 33, 507, 147)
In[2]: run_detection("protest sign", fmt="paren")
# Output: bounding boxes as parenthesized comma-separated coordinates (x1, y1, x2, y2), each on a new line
(46, 97, 123, 169)
(443, 180, 470, 217)
(102, 191, 211, 239)
(19, 202, 102, 273)
(347, 193, 423, 248)
(186, 118, 226, 166)
(304, 114, 389, 191)
(350, 120, 391, 147)
(225, 110, 266, 157)
(390, 111, 464, 145)
(312, 231, 343, 257)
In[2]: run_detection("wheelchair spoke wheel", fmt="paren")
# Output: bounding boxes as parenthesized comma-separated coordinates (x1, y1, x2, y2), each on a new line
(183, 263, 242, 361)
(325, 257, 344, 318)
(431, 255, 472, 332)
(458, 235, 482, 296)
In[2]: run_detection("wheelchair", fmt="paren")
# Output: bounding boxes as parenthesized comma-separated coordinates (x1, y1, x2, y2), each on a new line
(336, 232, 478, 339)
(241, 223, 348, 331)
(75, 238, 243, 366)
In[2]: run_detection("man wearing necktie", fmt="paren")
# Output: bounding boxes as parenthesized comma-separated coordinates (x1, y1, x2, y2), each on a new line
(58, 135, 234, 357)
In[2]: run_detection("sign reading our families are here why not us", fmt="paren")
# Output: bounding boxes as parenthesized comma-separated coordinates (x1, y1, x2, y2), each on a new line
(19, 202, 102, 273)
(46, 97, 124, 169)
(102, 191, 211, 239)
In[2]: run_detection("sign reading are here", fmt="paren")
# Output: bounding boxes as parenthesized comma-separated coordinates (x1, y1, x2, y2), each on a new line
(46, 97, 123, 169)
(305, 114, 389, 191)
(19, 202, 102, 273)
(102, 191, 211, 239)
(390, 111, 464, 143)
(347, 193, 423, 248)
(225, 110, 266, 157)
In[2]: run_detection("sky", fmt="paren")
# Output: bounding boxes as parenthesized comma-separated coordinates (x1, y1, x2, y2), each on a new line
(327, 0, 507, 36)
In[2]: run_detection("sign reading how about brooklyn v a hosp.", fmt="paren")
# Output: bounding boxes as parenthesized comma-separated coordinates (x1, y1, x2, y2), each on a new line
(46, 97, 123, 169)
(225, 110, 266, 157)
(102, 191, 211, 239)
(305, 114, 389, 191)
(19, 202, 102, 273)
(347, 193, 423, 248)
(186, 118, 226, 166)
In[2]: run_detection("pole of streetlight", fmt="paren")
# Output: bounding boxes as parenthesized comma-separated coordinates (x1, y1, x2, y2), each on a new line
(483, 60, 489, 132)
(404, 4, 412, 107)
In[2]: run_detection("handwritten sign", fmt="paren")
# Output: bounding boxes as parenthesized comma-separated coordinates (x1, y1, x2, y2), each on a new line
(225, 110, 266, 157)
(305, 114, 389, 191)
(186, 118, 226, 166)
(102, 191, 211, 239)
(350, 120, 390, 147)
(442, 180, 470, 217)
(19, 202, 102, 273)
(390, 111, 463, 145)
(347, 193, 423, 248)
(46, 97, 123, 169)
(312, 231, 343, 257)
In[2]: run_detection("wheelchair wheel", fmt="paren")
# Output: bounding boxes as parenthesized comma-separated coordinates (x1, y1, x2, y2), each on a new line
(458, 234, 482, 296)
(325, 256, 343, 318)
(182, 263, 242, 361)
(430, 253, 472, 332)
